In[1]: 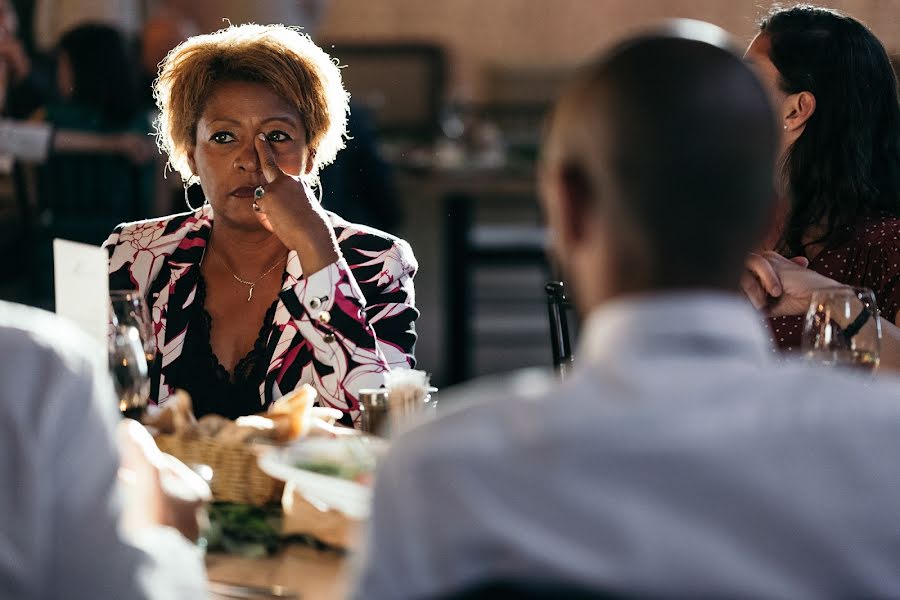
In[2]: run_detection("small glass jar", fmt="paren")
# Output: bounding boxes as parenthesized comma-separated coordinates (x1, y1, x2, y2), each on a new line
(358, 389, 390, 436)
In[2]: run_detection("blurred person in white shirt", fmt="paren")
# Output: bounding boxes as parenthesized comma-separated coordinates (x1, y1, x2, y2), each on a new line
(353, 20, 900, 600)
(0, 300, 208, 599)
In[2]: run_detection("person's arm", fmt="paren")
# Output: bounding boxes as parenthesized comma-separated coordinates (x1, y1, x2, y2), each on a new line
(0, 118, 154, 163)
(277, 237, 418, 422)
(253, 135, 418, 423)
(743, 251, 900, 372)
(52, 129, 155, 163)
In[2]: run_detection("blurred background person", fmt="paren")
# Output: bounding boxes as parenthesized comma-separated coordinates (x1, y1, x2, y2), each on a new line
(0, 5, 154, 307)
(354, 21, 900, 599)
(0, 0, 51, 120)
(742, 5, 900, 369)
(30, 23, 155, 306)
(38, 23, 154, 225)
(105, 24, 417, 424)
(0, 300, 208, 599)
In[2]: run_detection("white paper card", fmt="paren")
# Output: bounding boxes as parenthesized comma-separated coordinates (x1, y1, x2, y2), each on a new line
(54, 238, 108, 347)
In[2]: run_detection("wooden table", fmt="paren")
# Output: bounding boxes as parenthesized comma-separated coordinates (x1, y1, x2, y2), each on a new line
(206, 544, 348, 599)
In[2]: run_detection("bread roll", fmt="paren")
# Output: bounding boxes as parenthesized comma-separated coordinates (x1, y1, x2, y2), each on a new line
(268, 384, 316, 416)
(268, 412, 303, 442)
(142, 390, 197, 434)
(267, 384, 317, 439)
(195, 414, 230, 438)
(215, 417, 272, 444)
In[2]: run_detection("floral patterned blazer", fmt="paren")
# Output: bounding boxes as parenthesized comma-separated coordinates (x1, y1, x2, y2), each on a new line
(104, 204, 418, 425)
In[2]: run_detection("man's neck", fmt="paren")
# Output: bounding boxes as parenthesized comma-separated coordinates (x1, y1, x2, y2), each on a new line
(578, 283, 743, 318)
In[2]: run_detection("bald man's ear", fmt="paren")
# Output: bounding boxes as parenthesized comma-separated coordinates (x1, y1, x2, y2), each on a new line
(557, 163, 594, 245)
(783, 90, 815, 134)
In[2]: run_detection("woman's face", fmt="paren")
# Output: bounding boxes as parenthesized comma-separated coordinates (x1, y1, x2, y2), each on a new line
(745, 33, 794, 247)
(188, 80, 313, 230)
(745, 34, 788, 144)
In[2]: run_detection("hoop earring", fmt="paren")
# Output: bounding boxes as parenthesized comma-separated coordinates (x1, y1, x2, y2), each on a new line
(184, 176, 203, 211)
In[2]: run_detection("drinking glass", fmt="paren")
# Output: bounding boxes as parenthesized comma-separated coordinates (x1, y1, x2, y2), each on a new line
(109, 323, 150, 419)
(801, 286, 882, 373)
(110, 290, 156, 366)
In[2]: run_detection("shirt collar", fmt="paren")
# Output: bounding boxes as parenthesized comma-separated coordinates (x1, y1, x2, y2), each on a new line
(576, 291, 774, 367)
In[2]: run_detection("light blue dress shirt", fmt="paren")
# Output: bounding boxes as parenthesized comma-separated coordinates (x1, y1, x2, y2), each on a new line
(0, 302, 207, 599)
(353, 292, 900, 599)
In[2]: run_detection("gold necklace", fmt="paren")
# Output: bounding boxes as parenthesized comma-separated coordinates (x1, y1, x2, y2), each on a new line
(210, 249, 286, 302)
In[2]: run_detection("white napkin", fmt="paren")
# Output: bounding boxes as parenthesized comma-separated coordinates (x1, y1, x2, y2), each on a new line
(383, 369, 433, 433)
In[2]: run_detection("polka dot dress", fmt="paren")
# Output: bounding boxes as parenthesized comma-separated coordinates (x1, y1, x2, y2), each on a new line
(769, 215, 900, 352)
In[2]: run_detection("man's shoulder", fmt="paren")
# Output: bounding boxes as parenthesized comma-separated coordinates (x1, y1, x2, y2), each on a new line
(0, 301, 98, 366)
(0, 302, 102, 421)
(763, 360, 900, 409)
(387, 368, 559, 467)
(389, 362, 900, 469)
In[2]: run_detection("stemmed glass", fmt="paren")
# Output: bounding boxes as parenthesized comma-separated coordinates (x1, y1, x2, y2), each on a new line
(110, 290, 156, 366)
(109, 323, 150, 419)
(109, 291, 155, 418)
(801, 286, 882, 373)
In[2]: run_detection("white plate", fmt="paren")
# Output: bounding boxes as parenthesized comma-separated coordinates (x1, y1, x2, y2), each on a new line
(257, 436, 386, 520)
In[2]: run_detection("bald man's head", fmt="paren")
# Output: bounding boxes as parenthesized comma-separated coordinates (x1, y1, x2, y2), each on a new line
(542, 21, 778, 302)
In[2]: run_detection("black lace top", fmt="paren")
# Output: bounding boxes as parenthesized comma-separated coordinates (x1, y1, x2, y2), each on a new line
(165, 273, 278, 419)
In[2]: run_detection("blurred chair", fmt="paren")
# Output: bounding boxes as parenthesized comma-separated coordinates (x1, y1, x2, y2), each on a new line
(444, 185, 549, 384)
(323, 42, 447, 142)
(545, 280, 574, 375)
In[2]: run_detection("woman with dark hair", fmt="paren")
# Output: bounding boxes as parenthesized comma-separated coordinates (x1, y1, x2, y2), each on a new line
(743, 4, 900, 370)
(42, 22, 152, 216)
(38, 25, 154, 232)
(28, 23, 155, 305)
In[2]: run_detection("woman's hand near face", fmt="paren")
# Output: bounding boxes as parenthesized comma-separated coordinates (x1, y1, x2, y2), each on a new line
(252, 134, 341, 275)
(742, 250, 843, 317)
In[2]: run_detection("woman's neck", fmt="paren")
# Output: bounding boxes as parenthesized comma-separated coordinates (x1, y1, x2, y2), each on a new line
(207, 222, 288, 275)
(760, 192, 792, 252)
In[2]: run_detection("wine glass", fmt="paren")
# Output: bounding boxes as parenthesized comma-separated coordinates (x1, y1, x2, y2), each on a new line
(109, 323, 150, 419)
(110, 290, 156, 367)
(801, 286, 882, 373)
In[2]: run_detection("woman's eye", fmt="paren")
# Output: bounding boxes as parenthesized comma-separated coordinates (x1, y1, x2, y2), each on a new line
(211, 132, 235, 144)
(267, 130, 291, 143)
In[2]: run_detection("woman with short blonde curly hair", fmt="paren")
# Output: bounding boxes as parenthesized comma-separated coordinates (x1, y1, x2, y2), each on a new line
(104, 24, 419, 425)
(154, 23, 348, 184)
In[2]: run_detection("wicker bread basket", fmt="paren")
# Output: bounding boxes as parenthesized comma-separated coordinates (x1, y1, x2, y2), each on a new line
(155, 433, 283, 506)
